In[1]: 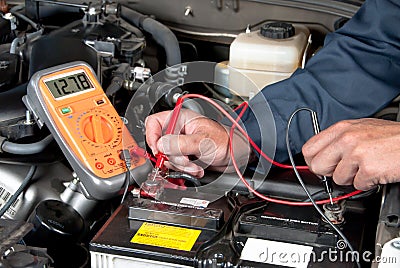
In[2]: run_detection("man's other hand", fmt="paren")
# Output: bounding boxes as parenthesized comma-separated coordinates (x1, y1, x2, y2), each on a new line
(302, 118, 400, 190)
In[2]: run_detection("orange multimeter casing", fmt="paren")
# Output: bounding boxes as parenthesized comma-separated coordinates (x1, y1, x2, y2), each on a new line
(24, 62, 151, 200)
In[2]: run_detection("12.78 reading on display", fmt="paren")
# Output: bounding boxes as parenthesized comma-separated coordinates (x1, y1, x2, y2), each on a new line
(45, 71, 94, 99)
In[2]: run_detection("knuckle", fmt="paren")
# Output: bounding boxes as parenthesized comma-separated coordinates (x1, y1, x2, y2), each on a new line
(199, 137, 215, 156)
(339, 131, 358, 147)
(144, 114, 154, 122)
(308, 158, 321, 174)
(302, 144, 312, 157)
(177, 135, 188, 150)
(191, 134, 206, 149)
(359, 160, 373, 178)
(351, 144, 366, 161)
(333, 120, 352, 131)
(354, 178, 373, 191)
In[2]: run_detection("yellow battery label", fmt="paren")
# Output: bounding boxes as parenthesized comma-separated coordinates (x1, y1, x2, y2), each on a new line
(130, 222, 201, 251)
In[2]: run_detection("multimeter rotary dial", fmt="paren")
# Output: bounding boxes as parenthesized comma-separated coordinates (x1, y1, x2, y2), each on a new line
(78, 108, 122, 147)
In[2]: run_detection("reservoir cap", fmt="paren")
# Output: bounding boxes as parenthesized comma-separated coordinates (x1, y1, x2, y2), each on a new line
(260, 22, 295, 39)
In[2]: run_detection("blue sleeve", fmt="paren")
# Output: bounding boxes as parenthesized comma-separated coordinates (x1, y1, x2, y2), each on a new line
(241, 0, 400, 164)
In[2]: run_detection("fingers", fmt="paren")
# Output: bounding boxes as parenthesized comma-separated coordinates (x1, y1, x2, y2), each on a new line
(304, 144, 343, 176)
(303, 120, 353, 165)
(332, 159, 358, 186)
(145, 110, 224, 177)
(303, 120, 364, 176)
(145, 111, 171, 154)
(156, 133, 207, 156)
(353, 171, 378, 191)
(145, 109, 206, 154)
(302, 120, 364, 189)
(164, 156, 205, 177)
(303, 119, 400, 190)
(302, 131, 336, 164)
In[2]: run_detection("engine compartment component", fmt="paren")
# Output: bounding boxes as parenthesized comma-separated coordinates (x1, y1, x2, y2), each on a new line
(0, 163, 72, 220)
(0, 219, 52, 267)
(90, 193, 232, 268)
(225, 22, 310, 98)
(90, 173, 378, 268)
(0, 0, 396, 267)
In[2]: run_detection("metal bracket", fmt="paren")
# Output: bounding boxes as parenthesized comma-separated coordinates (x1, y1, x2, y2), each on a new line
(226, 0, 240, 12)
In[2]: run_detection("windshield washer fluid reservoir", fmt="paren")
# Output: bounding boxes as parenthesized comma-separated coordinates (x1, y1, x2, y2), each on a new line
(226, 22, 310, 98)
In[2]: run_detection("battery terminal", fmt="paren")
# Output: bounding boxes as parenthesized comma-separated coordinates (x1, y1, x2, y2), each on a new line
(322, 201, 346, 225)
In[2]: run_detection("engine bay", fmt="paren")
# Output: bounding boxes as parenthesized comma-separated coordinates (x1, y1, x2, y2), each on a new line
(0, 0, 399, 267)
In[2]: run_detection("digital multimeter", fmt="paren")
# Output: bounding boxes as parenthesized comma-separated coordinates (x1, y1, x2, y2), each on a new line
(24, 61, 151, 200)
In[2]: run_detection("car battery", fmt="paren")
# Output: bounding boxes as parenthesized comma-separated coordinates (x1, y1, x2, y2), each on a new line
(235, 201, 373, 267)
(90, 189, 231, 267)
(90, 171, 379, 268)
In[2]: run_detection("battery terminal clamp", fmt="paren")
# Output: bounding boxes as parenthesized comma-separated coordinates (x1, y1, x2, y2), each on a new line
(323, 201, 346, 225)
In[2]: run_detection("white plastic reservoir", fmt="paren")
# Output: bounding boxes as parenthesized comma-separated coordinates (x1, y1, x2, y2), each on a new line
(215, 22, 310, 99)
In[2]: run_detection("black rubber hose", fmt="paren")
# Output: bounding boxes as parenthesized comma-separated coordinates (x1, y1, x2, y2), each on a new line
(120, 6, 143, 26)
(120, 17, 145, 38)
(141, 18, 181, 66)
(10, 11, 41, 30)
(105, 76, 124, 96)
(167, 172, 201, 187)
(1, 135, 53, 155)
(105, 63, 130, 96)
(120, 6, 181, 67)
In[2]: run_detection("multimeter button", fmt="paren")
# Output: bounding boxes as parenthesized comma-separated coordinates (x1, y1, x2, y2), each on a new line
(95, 162, 104, 170)
(107, 158, 116, 165)
(61, 107, 72, 114)
(95, 99, 105, 106)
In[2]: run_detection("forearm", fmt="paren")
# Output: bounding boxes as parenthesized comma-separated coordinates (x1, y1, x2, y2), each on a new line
(242, 0, 400, 163)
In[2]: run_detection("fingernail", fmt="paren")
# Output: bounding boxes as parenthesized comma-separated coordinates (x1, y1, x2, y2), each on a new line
(150, 146, 157, 155)
(158, 136, 171, 154)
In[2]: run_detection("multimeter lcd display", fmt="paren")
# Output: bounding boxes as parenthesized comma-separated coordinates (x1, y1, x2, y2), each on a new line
(45, 71, 94, 99)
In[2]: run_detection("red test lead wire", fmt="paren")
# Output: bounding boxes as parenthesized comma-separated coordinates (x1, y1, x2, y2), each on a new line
(173, 93, 363, 206)
(165, 97, 184, 136)
(154, 97, 184, 170)
(180, 94, 308, 170)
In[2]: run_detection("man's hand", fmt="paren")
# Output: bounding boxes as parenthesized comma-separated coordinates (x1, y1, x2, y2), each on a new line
(302, 118, 400, 190)
(145, 109, 251, 177)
